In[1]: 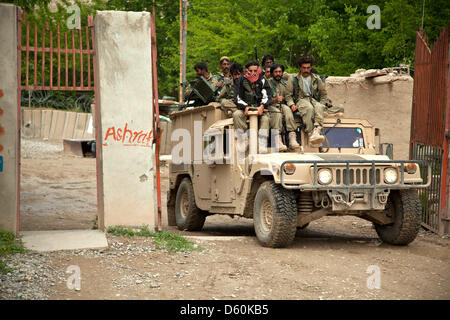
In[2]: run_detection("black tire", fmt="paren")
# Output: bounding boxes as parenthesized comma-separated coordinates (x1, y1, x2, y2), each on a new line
(374, 189, 421, 245)
(253, 181, 297, 248)
(175, 178, 206, 231)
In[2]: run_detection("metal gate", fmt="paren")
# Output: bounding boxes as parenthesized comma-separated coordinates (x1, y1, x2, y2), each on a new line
(17, 9, 96, 92)
(410, 27, 450, 234)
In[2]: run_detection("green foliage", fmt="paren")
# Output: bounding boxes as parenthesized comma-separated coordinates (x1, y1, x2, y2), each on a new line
(5, 0, 450, 98)
(106, 226, 202, 252)
(0, 230, 27, 274)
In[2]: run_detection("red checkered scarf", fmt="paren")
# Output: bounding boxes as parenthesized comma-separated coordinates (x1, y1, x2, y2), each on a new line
(244, 67, 262, 84)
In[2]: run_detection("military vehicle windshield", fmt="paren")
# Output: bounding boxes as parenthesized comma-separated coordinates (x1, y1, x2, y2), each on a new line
(323, 127, 365, 148)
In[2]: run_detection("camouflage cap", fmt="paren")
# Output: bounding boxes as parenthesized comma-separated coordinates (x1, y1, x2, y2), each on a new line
(220, 56, 230, 63)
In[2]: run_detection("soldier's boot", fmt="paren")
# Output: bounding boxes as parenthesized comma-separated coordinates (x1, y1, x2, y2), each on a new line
(325, 112, 344, 118)
(288, 131, 301, 152)
(308, 126, 324, 147)
(277, 134, 288, 152)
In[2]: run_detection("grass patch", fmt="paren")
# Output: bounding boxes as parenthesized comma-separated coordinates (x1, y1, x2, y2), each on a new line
(0, 230, 27, 274)
(107, 226, 202, 253)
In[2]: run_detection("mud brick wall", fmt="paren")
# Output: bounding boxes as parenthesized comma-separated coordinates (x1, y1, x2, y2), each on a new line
(326, 74, 414, 160)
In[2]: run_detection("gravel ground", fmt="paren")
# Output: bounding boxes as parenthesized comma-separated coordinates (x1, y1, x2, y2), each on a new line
(21, 138, 64, 160)
(0, 252, 62, 300)
(0, 235, 205, 300)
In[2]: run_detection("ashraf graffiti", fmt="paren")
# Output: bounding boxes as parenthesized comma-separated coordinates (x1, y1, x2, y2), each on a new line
(103, 122, 153, 147)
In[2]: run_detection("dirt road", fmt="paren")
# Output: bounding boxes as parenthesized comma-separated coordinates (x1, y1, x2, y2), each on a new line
(13, 139, 450, 300)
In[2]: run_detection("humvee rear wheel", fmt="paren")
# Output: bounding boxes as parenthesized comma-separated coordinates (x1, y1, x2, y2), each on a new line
(253, 181, 297, 248)
(374, 190, 421, 245)
(175, 178, 206, 231)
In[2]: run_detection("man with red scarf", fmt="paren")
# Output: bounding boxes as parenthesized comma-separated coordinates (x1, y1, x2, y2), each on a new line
(233, 61, 282, 152)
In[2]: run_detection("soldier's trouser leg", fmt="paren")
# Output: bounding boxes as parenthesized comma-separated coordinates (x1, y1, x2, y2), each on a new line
(310, 100, 325, 128)
(325, 103, 344, 114)
(268, 106, 283, 133)
(220, 98, 237, 109)
(297, 99, 315, 134)
(281, 104, 297, 132)
(232, 109, 248, 131)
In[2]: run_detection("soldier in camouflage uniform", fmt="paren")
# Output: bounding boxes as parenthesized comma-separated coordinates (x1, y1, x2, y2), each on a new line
(261, 53, 290, 81)
(217, 62, 242, 110)
(184, 62, 220, 100)
(214, 56, 233, 91)
(268, 63, 301, 152)
(285, 57, 329, 147)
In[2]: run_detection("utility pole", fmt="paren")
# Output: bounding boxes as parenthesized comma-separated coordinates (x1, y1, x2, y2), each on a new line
(179, 0, 187, 104)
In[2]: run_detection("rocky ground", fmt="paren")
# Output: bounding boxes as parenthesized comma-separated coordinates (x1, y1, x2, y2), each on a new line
(0, 138, 449, 300)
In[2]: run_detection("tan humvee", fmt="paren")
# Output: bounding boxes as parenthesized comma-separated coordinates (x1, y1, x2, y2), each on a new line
(166, 103, 431, 248)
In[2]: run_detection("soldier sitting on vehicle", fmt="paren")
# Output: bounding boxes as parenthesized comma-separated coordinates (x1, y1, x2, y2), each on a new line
(214, 56, 233, 90)
(233, 61, 278, 152)
(217, 62, 242, 111)
(261, 53, 291, 81)
(268, 63, 301, 152)
(184, 62, 220, 102)
(285, 57, 343, 147)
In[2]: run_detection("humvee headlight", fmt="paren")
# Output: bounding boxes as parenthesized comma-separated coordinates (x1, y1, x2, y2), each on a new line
(405, 163, 417, 174)
(318, 169, 333, 185)
(384, 168, 398, 184)
(283, 163, 296, 175)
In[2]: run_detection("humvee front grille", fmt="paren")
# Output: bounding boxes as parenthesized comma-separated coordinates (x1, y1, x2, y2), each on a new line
(280, 160, 431, 190)
(335, 168, 381, 185)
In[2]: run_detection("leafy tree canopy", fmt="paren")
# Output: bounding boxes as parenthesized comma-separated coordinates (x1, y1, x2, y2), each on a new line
(6, 0, 450, 97)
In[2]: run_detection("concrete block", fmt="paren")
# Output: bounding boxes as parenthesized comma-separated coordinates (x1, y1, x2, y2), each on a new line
(20, 230, 108, 252)
(0, 3, 19, 233)
(32, 109, 42, 138)
(41, 109, 53, 140)
(49, 110, 66, 140)
(22, 108, 33, 138)
(84, 114, 94, 139)
(95, 10, 156, 230)
(63, 111, 77, 139)
(73, 113, 88, 139)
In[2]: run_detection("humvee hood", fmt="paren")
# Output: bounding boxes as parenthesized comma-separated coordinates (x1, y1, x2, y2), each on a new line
(252, 153, 391, 166)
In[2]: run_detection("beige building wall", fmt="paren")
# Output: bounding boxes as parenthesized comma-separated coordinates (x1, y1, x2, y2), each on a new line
(326, 74, 413, 160)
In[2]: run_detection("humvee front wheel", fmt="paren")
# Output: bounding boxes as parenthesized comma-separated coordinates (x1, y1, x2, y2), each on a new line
(374, 190, 421, 245)
(175, 178, 206, 231)
(253, 181, 297, 248)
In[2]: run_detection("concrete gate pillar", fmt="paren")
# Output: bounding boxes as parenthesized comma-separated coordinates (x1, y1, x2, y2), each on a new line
(0, 4, 19, 234)
(94, 11, 156, 230)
